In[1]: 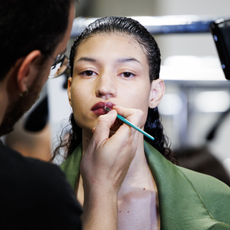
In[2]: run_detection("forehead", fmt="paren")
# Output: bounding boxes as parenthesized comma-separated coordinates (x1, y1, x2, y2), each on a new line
(75, 33, 148, 63)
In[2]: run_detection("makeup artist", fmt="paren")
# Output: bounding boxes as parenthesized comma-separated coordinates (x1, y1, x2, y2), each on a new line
(0, 1, 141, 229)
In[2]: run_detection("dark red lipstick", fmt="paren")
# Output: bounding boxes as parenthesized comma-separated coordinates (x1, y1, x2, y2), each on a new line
(91, 102, 115, 115)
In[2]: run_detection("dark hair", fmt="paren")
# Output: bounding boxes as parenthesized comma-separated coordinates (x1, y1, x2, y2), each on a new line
(53, 16, 177, 164)
(0, 0, 74, 81)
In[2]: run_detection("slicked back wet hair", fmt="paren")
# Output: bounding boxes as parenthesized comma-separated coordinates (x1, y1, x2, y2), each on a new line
(69, 16, 160, 83)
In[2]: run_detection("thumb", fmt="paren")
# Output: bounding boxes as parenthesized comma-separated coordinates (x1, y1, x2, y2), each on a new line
(92, 109, 117, 145)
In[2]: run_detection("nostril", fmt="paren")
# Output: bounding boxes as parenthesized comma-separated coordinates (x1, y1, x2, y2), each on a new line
(95, 78, 117, 98)
(96, 88, 116, 98)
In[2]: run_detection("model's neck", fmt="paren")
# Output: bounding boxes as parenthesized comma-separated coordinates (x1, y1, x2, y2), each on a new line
(81, 129, 150, 190)
(79, 129, 159, 229)
(82, 129, 93, 155)
(116, 136, 152, 195)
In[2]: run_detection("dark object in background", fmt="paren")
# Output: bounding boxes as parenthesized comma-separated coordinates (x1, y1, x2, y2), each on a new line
(206, 107, 230, 141)
(174, 100, 230, 187)
(210, 18, 230, 80)
(24, 70, 69, 133)
(24, 96, 48, 132)
(62, 68, 71, 89)
(174, 145, 230, 187)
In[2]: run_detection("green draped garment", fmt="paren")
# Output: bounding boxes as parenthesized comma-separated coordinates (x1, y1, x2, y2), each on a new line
(60, 141, 230, 229)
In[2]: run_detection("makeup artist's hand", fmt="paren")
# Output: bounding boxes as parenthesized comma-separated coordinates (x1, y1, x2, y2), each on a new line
(80, 106, 143, 230)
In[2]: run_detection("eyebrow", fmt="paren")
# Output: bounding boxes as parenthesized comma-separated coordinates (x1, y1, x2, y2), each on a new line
(116, 58, 142, 66)
(75, 57, 142, 66)
(75, 57, 97, 63)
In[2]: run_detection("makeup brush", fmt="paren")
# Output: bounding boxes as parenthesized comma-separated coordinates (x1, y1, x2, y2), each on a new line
(104, 106, 155, 141)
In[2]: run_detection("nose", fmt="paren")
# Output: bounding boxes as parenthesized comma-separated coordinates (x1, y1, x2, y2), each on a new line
(95, 73, 117, 99)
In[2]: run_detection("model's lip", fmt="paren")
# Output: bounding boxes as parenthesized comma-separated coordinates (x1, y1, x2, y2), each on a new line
(91, 102, 115, 114)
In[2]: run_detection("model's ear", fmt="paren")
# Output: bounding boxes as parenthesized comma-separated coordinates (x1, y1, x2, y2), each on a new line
(67, 77, 72, 107)
(149, 79, 165, 108)
(17, 50, 42, 93)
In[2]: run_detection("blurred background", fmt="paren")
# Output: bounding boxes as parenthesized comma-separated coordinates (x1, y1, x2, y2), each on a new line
(3, 0, 230, 185)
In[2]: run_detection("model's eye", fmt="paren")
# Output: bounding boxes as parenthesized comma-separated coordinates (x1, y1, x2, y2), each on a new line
(80, 70, 96, 76)
(121, 72, 135, 78)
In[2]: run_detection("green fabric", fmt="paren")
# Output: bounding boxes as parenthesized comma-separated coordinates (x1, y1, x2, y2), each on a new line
(60, 144, 82, 190)
(144, 142, 230, 229)
(60, 141, 230, 229)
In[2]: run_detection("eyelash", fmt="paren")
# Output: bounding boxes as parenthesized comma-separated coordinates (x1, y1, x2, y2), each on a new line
(79, 70, 136, 78)
(119, 72, 135, 78)
(79, 70, 97, 77)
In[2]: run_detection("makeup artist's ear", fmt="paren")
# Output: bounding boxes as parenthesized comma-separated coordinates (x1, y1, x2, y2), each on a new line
(67, 77, 72, 107)
(17, 50, 42, 93)
(149, 79, 165, 108)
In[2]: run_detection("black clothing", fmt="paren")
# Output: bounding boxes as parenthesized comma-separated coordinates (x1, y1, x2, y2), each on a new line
(0, 140, 82, 230)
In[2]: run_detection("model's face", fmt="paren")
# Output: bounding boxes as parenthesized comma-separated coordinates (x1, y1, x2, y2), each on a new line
(68, 34, 152, 135)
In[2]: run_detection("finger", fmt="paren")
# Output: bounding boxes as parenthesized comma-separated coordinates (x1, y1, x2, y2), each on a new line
(92, 109, 117, 144)
(109, 122, 133, 144)
(108, 106, 144, 145)
(113, 106, 143, 127)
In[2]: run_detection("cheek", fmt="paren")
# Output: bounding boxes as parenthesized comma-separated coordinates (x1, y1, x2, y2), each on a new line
(124, 84, 150, 126)
(71, 92, 84, 110)
(71, 90, 86, 128)
(70, 83, 85, 111)
(71, 79, 86, 100)
(70, 82, 92, 123)
(123, 84, 150, 108)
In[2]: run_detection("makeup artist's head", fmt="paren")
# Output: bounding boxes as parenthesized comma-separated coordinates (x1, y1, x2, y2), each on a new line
(56, 16, 174, 163)
(0, 0, 75, 136)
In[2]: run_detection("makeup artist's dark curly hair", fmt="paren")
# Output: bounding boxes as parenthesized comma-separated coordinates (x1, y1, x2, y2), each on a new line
(53, 16, 177, 164)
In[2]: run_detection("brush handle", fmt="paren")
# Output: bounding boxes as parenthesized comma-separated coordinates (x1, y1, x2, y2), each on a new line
(105, 107, 155, 141)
